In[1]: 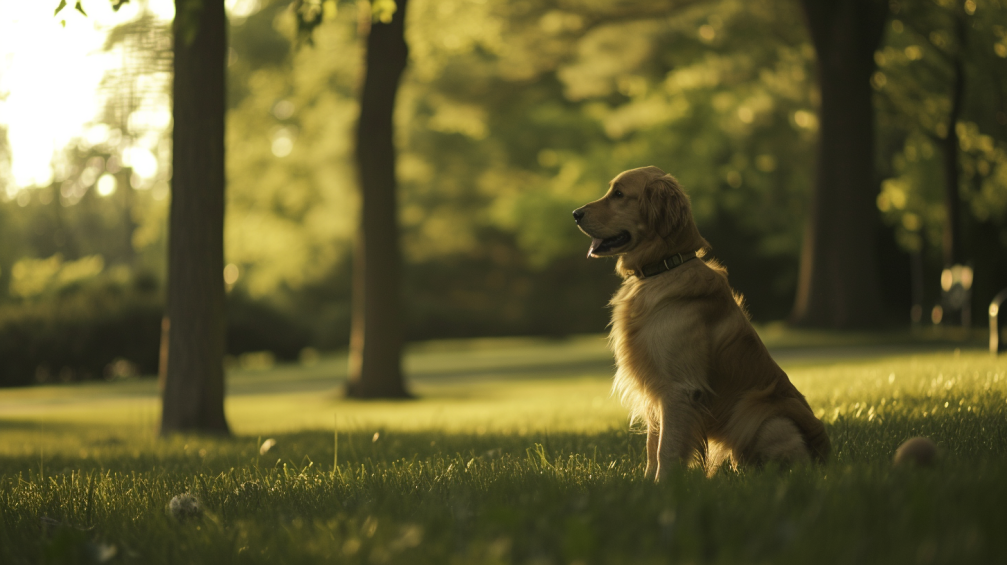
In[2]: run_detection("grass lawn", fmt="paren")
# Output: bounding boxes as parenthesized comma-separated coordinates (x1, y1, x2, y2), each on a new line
(1, 334, 1005, 564)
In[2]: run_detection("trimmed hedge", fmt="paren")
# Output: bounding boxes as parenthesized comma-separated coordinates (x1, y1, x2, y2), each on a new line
(0, 285, 161, 386)
(0, 285, 311, 388)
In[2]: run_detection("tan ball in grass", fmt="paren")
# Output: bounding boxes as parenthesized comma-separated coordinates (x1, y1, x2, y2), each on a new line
(893, 436, 938, 467)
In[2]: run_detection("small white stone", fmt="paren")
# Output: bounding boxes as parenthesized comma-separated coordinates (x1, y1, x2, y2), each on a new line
(259, 438, 277, 455)
(168, 493, 202, 520)
(89, 542, 118, 563)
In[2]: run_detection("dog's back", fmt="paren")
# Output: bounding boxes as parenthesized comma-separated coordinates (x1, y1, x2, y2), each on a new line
(697, 264, 831, 464)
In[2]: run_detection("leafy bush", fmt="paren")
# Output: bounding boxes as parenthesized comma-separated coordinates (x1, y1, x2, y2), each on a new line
(0, 280, 312, 388)
(226, 291, 312, 362)
(0, 281, 162, 387)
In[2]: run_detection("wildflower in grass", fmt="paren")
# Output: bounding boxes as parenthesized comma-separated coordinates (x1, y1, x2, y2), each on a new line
(168, 493, 202, 521)
(88, 542, 117, 563)
(235, 481, 262, 497)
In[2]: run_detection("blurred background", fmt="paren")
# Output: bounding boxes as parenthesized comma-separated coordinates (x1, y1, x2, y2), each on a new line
(1, 0, 1006, 387)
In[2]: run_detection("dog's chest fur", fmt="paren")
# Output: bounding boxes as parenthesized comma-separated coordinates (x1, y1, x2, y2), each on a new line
(608, 266, 712, 419)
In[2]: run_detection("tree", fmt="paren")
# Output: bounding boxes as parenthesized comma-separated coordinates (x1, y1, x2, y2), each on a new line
(791, 0, 889, 328)
(344, 0, 412, 398)
(940, 12, 967, 269)
(50, 0, 229, 430)
(160, 0, 230, 433)
(871, 0, 1007, 322)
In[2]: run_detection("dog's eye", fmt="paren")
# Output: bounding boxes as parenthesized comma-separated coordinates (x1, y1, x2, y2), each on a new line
(612, 190, 623, 199)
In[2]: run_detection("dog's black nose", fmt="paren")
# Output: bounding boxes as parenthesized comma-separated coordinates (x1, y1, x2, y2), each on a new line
(572, 209, 585, 223)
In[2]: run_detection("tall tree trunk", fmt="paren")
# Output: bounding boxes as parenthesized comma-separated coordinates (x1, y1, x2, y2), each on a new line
(345, 0, 411, 398)
(118, 167, 137, 266)
(161, 0, 230, 433)
(791, 0, 888, 328)
(939, 14, 969, 327)
(942, 15, 967, 268)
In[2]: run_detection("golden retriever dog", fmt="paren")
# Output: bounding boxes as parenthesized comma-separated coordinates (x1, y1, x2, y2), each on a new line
(573, 166, 829, 479)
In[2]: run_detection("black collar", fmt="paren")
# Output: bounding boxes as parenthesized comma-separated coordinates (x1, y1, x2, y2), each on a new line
(633, 251, 698, 279)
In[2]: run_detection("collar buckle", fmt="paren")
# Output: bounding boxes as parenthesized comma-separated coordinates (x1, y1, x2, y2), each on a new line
(641, 252, 693, 279)
(662, 253, 684, 271)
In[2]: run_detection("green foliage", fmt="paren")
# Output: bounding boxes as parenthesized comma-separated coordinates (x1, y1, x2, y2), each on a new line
(290, 0, 340, 43)
(232, 0, 821, 319)
(221, 0, 1007, 326)
(52, 0, 87, 18)
(227, 291, 313, 361)
(16, 0, 1007, 339)
(875, 0, 1007, 302)
(0, 272, 314, 387)
(0, 272, 162, 387)
(8, 254, 106, 299)
(0, 348, 1006, 563)
(0, 156, 170, 303)
(225, 0, 359, 299)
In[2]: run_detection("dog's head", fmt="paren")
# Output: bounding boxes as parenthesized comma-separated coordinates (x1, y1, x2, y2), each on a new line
(573, 166, 708, 272)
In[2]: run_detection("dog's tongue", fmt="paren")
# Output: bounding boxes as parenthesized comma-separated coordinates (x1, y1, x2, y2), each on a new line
(587, 237, 605, 258)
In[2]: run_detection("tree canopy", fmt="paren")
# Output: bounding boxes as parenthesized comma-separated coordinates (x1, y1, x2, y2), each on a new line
(2, 0, 1007, 372)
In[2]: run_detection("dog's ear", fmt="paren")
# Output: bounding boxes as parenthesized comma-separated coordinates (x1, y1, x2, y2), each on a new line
(641, 175, 688, 238)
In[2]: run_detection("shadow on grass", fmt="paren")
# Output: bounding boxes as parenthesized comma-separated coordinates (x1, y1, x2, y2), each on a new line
(3, 406, 1007, 478)
(1, 419, 1005, 565)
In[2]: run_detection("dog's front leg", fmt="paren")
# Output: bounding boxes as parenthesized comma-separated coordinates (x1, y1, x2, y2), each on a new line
(654, 390, 705, 482)
(644, 421, 659, 479)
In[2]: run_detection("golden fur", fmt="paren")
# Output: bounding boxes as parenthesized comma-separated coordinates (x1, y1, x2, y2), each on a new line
(574, 166, 829, 479)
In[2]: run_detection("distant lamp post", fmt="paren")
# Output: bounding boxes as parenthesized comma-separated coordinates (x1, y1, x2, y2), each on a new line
(939, 264, 973, 327)
(991, 289, 1007, 355)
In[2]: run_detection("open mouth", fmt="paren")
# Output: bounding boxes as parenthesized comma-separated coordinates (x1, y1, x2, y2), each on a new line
(588, 231, 631, 257)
